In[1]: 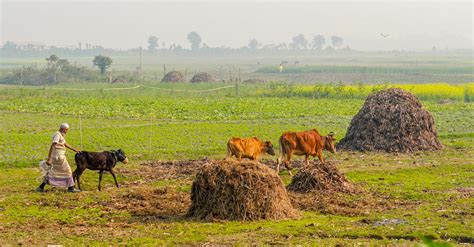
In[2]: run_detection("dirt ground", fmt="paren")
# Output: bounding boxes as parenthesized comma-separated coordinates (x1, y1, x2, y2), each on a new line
(113, 159, 416, 219)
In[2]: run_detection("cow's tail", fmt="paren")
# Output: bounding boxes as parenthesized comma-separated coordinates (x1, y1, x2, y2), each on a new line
(277, 135, 286, 164)
(225, 140, 232, 160)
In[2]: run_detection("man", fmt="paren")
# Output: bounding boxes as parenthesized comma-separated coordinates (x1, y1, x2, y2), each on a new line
(36, 123, 81, 193)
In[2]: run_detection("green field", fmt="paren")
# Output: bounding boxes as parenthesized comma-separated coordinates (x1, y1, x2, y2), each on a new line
(2, 52, 473, 84)
(0, 82, 473, 245)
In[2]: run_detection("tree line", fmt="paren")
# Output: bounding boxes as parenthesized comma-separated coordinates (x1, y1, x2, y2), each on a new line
(1, 32, 348, 57)
(0, 54, 124, 85)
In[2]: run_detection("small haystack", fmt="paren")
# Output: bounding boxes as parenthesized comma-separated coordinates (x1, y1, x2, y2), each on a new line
(190, 72, 215, 83)
(161, 71, 185, 82)
(243, 78, 266, 84)
(287, 161, 355, 193)
(187, 160, 299, 221)
(337, 88, 443, 152)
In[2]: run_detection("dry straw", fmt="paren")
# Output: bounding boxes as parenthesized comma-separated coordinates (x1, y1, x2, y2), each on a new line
(337, 88, 443, 152)
(187, 160, 299, 221)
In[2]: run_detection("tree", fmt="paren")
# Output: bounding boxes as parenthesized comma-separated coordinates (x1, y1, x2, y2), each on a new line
(46, 54, 59, 63)
(331, 36, 344, 49)
(312, 34, 326, 50)
(248, 39, 260, 50)
(93, 55, 113, 74)
(147, 36, 158, 51)
(290, 34, 308, 50)
(45, 54, 60, 83)
(187, 31, 202, 51)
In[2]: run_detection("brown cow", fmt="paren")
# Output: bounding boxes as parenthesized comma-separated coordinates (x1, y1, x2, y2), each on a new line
(277, 129, 336, 175)
(226, 137, 276, 161)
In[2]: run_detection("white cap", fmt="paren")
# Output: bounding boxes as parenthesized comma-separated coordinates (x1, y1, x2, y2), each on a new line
(60, 123, 70, 129)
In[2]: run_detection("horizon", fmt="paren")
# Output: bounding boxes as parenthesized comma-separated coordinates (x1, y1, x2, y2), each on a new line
(1, 1, 472, 52)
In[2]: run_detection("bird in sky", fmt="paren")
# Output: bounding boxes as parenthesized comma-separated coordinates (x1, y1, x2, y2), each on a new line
(380, 33, 390, 38)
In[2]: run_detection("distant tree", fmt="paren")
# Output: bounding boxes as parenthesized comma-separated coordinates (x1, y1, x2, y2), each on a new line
(57, 59, 70, 68)
(3, 41, 18, 52)
(45, 54, 60, 83)
(248, 39, 260, 50)
(290, 34, 308, 50)
(331, 36, 344, 49)
(187, 31, 202, 51)
(147, 36, 158, 51)
(46, 54, 59, 63)
(312, 35, 326, 50)
(93, 55, 113, 74)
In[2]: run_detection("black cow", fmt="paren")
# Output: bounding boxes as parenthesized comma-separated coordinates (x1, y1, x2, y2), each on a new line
(73, 149, 128, 191)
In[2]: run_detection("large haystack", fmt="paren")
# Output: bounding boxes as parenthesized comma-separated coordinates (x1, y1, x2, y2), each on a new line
(190, 72, 215, 83)
(287, 161, 355, 193)
(161, 71, 185, 82)
(337, 88, 443, 152)
(187, 160, 299, 221)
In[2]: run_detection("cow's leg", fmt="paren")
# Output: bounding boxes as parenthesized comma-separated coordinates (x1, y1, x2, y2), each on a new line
(317, 150, 325, 164)
(304, 154, 309, 168)
(285, 152, 293, 176)
(225, 148, 232, 160)
(110, 169, 119, 188)
(276, 153, 284, 174)
(237, 153, 242, 161)
(98, 170, 104, 191)
(253, 154, 260, 163)
(73, 168, 85, 191)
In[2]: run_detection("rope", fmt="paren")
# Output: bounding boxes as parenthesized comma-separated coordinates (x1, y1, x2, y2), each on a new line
(0, 84, 234, 92)
(141, 85, 235, 93)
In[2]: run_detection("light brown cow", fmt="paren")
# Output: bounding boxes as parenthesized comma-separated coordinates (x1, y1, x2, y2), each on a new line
(277, 129, 336, 175)
(226, 137, 276, 161)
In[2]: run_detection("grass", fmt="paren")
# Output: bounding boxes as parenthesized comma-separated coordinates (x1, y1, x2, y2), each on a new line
(0, 89, 472, 167)
(0, 144, 472, 245)
(0, 82, 472, 245)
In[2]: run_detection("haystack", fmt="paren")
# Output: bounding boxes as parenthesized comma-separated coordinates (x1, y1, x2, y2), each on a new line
(337, 88, 442, 152)
(161, 71, 185, 82)
(190, 72, 215, 83)
(187, 160, 299, 221)
(243, 78, 266, 84)
(287, 161, 355, 193)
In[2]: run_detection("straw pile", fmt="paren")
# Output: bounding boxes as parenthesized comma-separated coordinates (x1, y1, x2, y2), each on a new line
(161, 71, 185, 82)
(190, 72, 215, 83)
(287, 161, 355, 193)
(187, 160, 299, 221)
(337, 88, 443, 152)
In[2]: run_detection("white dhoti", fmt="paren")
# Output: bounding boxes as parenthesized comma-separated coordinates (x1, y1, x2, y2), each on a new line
(43, 149, 75, 188)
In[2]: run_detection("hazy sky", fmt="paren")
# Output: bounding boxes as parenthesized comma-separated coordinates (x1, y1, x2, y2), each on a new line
(1, 0, 472, 51)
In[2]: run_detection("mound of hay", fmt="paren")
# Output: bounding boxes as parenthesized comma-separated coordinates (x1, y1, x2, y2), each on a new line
(187, 160, 299, 221)
(161, 71, 185, 82)
(287, 161, 355, 193)
(190, 72, 215, 83)
(337, 88, 443, 152)
(243, 78, 266, 84)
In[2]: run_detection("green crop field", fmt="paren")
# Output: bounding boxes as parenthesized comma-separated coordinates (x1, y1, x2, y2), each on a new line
(0, 82, 473, 245)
